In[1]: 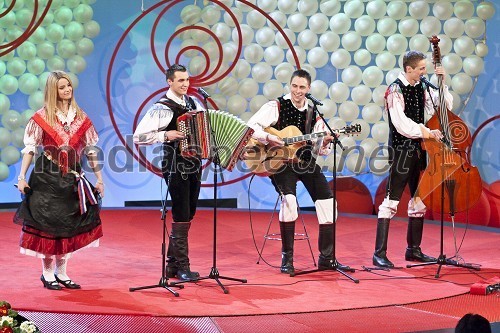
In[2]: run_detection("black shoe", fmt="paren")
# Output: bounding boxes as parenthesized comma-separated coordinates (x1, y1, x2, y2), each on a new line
(40, 275, 62, 290)
(280, 263, 295, 274)
(165, 265, 178, 278)
(372, 254, 394, 268)
(176, 266, 200, 281)
(55, 275, 81, 289)
(318, 258, 353, 271)
(405, 248, 436, 262)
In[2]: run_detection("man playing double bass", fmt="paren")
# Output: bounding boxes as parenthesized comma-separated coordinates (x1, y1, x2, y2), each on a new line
(372, 50, 452, 268)
(247, 69, 350, 275)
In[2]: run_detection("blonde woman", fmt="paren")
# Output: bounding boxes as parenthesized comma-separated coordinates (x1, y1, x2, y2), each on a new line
(15, 71, 104, 290)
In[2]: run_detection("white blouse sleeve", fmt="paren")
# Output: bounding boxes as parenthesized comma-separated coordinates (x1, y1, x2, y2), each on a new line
(21, 118, 42, 154)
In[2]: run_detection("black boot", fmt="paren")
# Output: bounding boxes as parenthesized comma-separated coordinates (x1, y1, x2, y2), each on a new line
(317, 224, 352, 271)
(165, 240, 178, 278)
(279, 221, 295, 274)
(170, 222, 199, 281)
(405, 217, 436, 262)
(373, 218, 394, 268)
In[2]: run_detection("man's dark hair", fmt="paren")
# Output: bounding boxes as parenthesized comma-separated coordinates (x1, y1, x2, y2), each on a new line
(290, 69, 311, 86)
(165, 64, 187, 81)
(402, 51, 426, 72)
(455, 313, 492, 333)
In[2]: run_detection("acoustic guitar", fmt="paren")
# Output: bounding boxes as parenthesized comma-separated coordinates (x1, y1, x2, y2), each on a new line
(243, 124, 361, 176)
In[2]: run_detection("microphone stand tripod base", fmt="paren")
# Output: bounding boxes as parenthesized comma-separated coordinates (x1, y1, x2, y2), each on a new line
(406, 254, 480, 278)
(195, 267, 248, 294)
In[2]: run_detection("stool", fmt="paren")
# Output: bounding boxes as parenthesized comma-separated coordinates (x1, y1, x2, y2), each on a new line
(257, 194, 316, 266)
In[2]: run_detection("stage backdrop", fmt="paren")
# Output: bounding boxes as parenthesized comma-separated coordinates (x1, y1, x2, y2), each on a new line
(0, 1, 498, 226)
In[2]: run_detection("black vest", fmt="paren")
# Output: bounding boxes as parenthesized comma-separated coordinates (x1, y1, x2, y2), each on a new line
(157, 95, 197, 150)
(388, 79, 425, 150)
(275, 96, 316, 134)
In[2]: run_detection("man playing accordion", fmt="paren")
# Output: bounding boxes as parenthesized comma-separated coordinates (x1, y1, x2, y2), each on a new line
(133, 64, 204, 281)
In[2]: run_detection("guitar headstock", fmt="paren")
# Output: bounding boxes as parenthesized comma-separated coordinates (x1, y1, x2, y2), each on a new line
(343, 124, 362, 135)
(429, 35, 441, 66)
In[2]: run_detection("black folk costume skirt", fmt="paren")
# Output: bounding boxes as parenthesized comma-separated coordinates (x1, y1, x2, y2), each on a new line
(13, 155, 103, 258)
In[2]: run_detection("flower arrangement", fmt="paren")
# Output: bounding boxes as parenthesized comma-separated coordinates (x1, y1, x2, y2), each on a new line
(0, 301, 39, 333)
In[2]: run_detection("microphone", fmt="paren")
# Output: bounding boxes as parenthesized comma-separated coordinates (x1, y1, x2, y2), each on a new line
(305, 93, 323, 106)
(420, 76, 439, 90)
(197, 87, 211, 99)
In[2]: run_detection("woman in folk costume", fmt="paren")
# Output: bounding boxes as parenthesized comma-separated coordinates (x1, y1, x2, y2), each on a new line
(14, 71, 104, 290)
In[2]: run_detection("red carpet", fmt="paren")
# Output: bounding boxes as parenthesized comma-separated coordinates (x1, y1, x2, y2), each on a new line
(1, 209, 499, 318)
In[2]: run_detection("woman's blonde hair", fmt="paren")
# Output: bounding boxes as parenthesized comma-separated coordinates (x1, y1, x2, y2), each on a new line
(44, 71, 82, 126)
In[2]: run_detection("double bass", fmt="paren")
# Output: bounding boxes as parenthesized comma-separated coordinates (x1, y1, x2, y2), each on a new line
(417, 36, 482, 215)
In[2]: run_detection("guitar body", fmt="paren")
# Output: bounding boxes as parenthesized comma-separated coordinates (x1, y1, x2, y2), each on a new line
(244, 126, 305, 177)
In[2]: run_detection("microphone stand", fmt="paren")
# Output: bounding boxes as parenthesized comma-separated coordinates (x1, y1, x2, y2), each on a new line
(292, 100, 359, 284)
(129, 141, 184, 296)
(172, 91, 247, 293)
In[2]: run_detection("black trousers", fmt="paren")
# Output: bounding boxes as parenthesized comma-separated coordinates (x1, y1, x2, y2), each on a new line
(386, 147, 423, 201)
(270, 161, 332, 200)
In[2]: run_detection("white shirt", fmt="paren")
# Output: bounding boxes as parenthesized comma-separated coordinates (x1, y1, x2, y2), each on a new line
(133, 89, 204, 145)
(387, 72, 453, 139)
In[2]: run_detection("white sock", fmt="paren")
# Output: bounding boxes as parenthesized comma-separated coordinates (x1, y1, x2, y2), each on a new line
(55, 257, 71, 281)
(42, 258, 56, 281)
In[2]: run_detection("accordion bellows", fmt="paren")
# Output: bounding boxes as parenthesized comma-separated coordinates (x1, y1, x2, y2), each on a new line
(177, 109, 254, 171)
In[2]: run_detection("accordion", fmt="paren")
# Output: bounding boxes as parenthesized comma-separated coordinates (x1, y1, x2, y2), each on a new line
(177, 109, 254, 171)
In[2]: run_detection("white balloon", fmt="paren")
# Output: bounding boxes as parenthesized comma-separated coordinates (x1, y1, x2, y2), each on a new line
(0, 128, 11, 148)
(222, 42, 238, 63)
(28, 91, 44, 110)
(362, 103, 383, 123)
(287, 13, 308, 33)
(227, 95, 248, 115)
(224, 7, 243, 28)
(398, 18, 419, 37)
(238, 78, 259, 99)
(387, 1, 407, 20)
(443, 18, 465, 38)
(320, 0, 341, 16)
(188, 56, 206, 76)
(344, 0, 364, 18)
(243, 43, 264, 63)
(298, 0, 319, 15)
(330, 49, 351, 69)
(366, 0, 387, 19)
(251, 62, 273, 83)
(233, 59, 252, 79)
(201, 5, 221, 25)
(232, 24, 254, 46)
(451, 73, 473, 95)
(328, 117, 347, 133)
(330, 13, 351, 34)
(1, 145, 20, 165)
(477, 2, 495, 20)
(11, 127, 25, 148)
(442, 53, 463, 75)
(297, 30, 318, 50)
(239, 111, 254, 123)
(301, 64, 317, 81)
(408, 1, 429, 19)
(454, 1, 474, 19)
(385, 69, 400, 85)
(286, 46, 307, 65)
(420, 17, 441, 37)
(362, 66, 384, 88)
(209, 94, 227, 111)
(310, 80, 329, 100)
(274, 63, 295, 83)
(341, 32, 362, 52)
(1, 110, 23, 130)
(433, 1, 454, 20)
(371, 121, 389, 143)
(346, 153, 367, 174)
(264, 45, 285, 66)
(236, 0, 257, 12)
(319, 32, 340, 52)
(191, 23, 211, 43)
(218, 76, 239, 96)
(354, 15, 376, 37)
(255, 27, 275, 47)
(263, 80, 284, 99)
(366, 33, 386, 54)
(317, 99, 337, 119)
(342, 66, 362, 87)
(278, 0, 299, 14)
(465, 18, 486, 39)
(309, 13, 329, 34)
(450, 91, 461, 111)
(386, 34, 408, 55)
(351, 85, 372, 106)
(377, 17, 397, 37)
(329, 81, 350, 103)
(246, 10, 267, 29)
(307, 47, 328, 68)
(354, 49, 371, 67)
(325, 152, 343, 173)
(249, 95, 269, 113)
(338, 101, 360, 122)
(181, 5, 202, 25)
(372, 86, 387, 106)
(475, 43, 488, 57)
(409, 34, 430, 53)
(360, 137, 379, 157)
(257, 0, 278, 12)
(375, 52, 396, 71)
(351, 119, 370, 140)
(268, 11, 287, 30)
(454, 36, 475, 57)
(462, 55, 484, 77)
(340, 137, 356, 152)
(211, 22, 231, 43)
(275, 28, 296, 49)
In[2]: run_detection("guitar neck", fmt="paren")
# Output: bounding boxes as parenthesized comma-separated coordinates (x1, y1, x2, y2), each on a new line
(283, 132, 326, 145)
